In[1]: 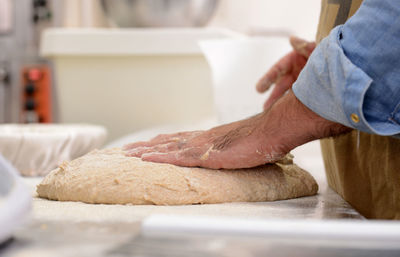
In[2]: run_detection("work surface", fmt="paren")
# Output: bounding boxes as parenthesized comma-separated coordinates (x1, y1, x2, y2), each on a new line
(6, 140, 395, 257)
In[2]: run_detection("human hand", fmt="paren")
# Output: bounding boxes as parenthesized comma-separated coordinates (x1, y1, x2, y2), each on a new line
(123, 115, 283, 169)
(257, 36, 316, 110)
(124, 90, 350, 169)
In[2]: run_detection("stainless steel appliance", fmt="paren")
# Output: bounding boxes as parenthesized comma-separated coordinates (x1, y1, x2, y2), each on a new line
(0, 0, 58, 123)
(101, 0, 219, 27)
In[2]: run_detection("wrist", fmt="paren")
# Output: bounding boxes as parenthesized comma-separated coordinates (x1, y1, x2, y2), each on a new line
(261, 90, 351, 151)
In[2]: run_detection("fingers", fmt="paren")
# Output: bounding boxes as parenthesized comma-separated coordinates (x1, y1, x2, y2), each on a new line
(123, 131, 202, 150)
(126, 142, 184, 157)
(289, 36, 316, 58)
(124, 130, 212, 167)
(263, 75, 295, 110)
(123, 141, 153, 150)
(141, 147, 207, 168)
(256, 53, 293, 93)
(123, 135, 177, 150)
(256, 37, 315, 95)
(256, 74, 274, 93)
(141, 145, 282, 170)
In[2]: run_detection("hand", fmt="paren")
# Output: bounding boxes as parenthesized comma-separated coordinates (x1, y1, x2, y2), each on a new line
(124, 90, 350, 169)
(123, 117, 280, 169)
(257, 36, 316, 110)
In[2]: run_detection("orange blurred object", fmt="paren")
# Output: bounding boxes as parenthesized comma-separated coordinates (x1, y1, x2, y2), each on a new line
(21, 66, 53, 123)
(27, 68, 43, 82)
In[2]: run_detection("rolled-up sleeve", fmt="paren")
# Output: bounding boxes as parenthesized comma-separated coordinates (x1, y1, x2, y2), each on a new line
(292, 0, 400, 136)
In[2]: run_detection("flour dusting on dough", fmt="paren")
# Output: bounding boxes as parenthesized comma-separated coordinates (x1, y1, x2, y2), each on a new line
(37, 148, 318, 205)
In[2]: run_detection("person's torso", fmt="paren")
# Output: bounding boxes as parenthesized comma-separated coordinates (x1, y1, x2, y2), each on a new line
(317, 0, 400, 219)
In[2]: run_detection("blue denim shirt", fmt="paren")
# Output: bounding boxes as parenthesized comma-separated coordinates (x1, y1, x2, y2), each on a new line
(292, 0, 400, 136)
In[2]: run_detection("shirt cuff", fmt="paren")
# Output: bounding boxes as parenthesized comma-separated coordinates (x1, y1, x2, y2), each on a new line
(292, 26, 400, 136)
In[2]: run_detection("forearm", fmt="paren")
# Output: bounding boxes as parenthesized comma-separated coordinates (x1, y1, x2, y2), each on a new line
(125, 89, 350, 169)
(262, 90, 350, 152)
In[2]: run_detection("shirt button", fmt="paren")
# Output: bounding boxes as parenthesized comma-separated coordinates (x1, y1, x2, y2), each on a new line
(351, 113, 360, 123)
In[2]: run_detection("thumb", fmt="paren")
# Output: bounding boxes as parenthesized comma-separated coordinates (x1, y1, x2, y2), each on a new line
(289, 36, 316, 58)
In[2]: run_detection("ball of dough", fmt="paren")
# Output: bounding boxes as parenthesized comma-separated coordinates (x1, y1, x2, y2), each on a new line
(37, 148, 318, 205)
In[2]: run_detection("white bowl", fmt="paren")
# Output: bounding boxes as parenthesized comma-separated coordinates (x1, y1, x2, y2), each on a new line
(0, 124, 107, 176)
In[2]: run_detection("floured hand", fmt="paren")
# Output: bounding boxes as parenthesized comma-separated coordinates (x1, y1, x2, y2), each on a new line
(124, 90, 350, 169)
(124, 115, 284, 169)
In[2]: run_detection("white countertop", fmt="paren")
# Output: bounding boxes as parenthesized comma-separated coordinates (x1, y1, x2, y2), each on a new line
(8, 121, 400, 257)
(1, 140, 369, 257)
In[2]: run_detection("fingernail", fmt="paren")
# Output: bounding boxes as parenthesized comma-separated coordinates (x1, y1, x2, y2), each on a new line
(142, 152, 158, 157)
(141, 152, 167, 162)
(127, 148, 147, 157)
(126, 150, 139, 157)
(290, 36, 315, 57)
(256, 78, 272, 93)
(290, 36, 307, 45)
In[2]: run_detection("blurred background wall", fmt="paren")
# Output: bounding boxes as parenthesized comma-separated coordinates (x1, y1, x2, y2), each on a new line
(58, 0, 321, 40)
(0, 0, 322, 139)
(210, 0, 321, 40)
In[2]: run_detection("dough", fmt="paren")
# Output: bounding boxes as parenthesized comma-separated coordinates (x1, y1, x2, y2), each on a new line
(37, 148, 318, 205)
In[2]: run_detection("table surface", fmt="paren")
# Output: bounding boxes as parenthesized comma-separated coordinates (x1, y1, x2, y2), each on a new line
(2, 139, 380, 257)
(1, 121, 397, 257)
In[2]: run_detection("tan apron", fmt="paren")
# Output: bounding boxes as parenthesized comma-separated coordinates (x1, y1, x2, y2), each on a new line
(317, 0, 400, 219)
